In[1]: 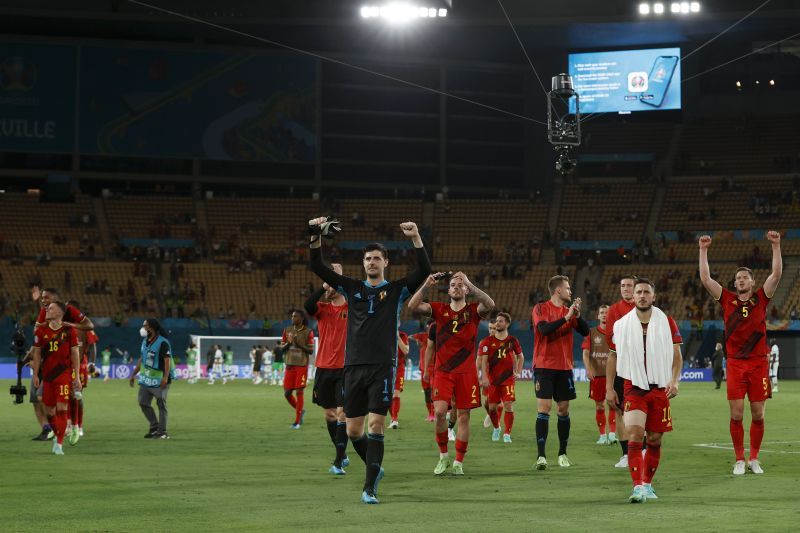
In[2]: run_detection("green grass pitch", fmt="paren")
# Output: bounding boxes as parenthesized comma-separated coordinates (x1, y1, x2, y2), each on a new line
(1, 379, 798, 531)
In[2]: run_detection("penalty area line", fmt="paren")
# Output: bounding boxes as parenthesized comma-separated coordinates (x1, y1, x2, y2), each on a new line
(693, 441, 800, 454)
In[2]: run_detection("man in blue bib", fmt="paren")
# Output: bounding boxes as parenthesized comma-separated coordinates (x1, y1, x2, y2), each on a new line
(130, 318, 174, 439)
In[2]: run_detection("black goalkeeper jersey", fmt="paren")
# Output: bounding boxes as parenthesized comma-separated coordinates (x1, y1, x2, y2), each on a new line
(310, 246, 430, 367)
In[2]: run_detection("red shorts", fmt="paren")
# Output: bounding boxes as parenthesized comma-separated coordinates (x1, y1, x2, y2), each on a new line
(726, 357, 771, 401)
(623, 382, 672, 433)
(283, 365, 308, 391)
(488, 379, 516, 404)
(589, 376, 607, 401)
(421, 367, 434, 390)
(79, 363, 89, 389)
(432, 371, 481, 410)
(42, 376, 72, 407)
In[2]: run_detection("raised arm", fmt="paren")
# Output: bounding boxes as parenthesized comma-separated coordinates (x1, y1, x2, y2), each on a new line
(399, 222, 432, 291)
(308, 217, 351, 289)
(407, 274, 437, 315)
(762, 230, 782, 298)
(454, 272, 494, 318)
(303, 287, 326, 317)
(698, 235, 723, 300)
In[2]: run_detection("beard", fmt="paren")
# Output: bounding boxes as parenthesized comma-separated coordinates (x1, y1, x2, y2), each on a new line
(450, 294, 465, 303)
(636, 303, 652, 312)
(736, 287, 750, 295)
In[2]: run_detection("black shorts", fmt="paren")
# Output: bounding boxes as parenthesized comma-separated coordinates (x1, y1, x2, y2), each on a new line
(343, 364, 394, 418)
(253, 362, 262, 373)
(534, 369, 577, 402)
(313, 367, 344, 409)
(613, 375, 625, 410)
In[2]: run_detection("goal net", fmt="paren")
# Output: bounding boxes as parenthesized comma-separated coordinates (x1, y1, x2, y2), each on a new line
(186, 335, 317, 382)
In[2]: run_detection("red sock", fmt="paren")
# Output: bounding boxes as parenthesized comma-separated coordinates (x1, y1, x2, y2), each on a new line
(627, 441, 644, 486)
(426, 402, 434, 416)
(749, 419, 764, 460)
(390, 397, 400, 421)
(294, 391, 304, 424)
(642, 443, 662, 483)
(595, 409, 607, 435)
(286, 392, 297, 408)
(730, 419, 745, 461)
(496, 404, 503, 420)
(436, 431, 449, 454)
(54, 411, 68, 445)
(455, 439, 468, 463)
(608, 408, 617, 433)
(76, 400, 84, 428)
(489, 409, 500, 429)
(503, 411, 514, 434)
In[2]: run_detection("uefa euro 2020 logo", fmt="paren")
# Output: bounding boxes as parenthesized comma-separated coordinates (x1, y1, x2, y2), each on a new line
(0, 56, 37, 93)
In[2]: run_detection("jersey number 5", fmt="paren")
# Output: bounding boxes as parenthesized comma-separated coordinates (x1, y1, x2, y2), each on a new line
(741, 306, 749, 318)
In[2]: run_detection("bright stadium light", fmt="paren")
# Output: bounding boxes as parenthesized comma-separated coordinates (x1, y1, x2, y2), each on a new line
(429, 7, 437, 17)
(360, 3, 448, 22)
(769, 79, 775, 85)
(671, 2, 680, 12)
(653, 2, 665, 14)
(639, 3, 650, 15)
(438, 8, 447, 17)
(690, 1, 700, 12)
(680, 1, 690, 13)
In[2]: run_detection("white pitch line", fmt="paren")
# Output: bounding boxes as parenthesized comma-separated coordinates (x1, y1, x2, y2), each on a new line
(693, 441, 800, 454)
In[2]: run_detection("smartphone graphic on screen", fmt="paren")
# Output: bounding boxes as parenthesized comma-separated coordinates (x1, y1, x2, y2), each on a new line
(641, 56, 678, 108)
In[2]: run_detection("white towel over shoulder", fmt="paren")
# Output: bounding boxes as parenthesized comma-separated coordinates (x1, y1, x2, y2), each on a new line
(613, 306, 674, 389)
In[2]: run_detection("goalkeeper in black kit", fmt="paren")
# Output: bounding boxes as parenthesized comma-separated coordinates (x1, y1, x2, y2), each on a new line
(308, 216, 431, 505)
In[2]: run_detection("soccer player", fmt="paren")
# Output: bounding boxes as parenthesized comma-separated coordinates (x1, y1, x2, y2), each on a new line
(263, 345, 275, 384)
(251, 345, 263, 384)
(605, 276, 636, 468)
(223, 345, 236, 383)
(272, 342, 285, 385)
(101, 345, 113, 382)
(186, 343, 198, 384)
(699, 231, 782, 475)
(389, 330, 409, 429)
(479, 312, 523, 443)
(531, 275, 589, 470)
(304, 265, 350, 474)
(130, 318, 174, 439)
(408, 271, 495, 476)
(68, 329, 98, 444)
(30, 301, 82, 455)
(769, 339, 779, 393)
(409, 321, 434, 421)
(278, 310, 314, 429)
(606, 278, 682, 503)
(582, 305, 616, 445)
(479, 320, 498, 429)
(309, 216, 430, 504)
(31, 286, 94, 331)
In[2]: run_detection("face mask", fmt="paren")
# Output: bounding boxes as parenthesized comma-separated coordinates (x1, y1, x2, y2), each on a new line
(140, 327, 148, 338)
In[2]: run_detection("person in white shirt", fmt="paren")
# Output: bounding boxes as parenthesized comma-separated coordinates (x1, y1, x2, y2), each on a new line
(769, 339, 779, 393)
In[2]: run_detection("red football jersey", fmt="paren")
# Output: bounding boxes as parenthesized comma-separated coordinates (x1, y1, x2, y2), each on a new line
(396, 331, 409, 375)
(430, 302, 481, 374)
(37, 303, 86, 326)
(532, 300, 578, 371)
(34, 324, 78, 382)
(719, 288, 770, 359)
(605, 299, 635, 347)
(479, 334, 522, 386)
(314, 301, 348, 369)
(411, 331, 428, 367)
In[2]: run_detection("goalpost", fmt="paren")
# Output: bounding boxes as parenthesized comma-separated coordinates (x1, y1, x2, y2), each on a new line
(188, 335, 318, 382)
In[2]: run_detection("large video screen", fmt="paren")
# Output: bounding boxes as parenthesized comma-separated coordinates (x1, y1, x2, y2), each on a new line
(568, 48, 681, 114)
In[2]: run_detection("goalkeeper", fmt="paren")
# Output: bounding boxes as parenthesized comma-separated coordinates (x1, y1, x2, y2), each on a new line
(308, 216, 430, 504)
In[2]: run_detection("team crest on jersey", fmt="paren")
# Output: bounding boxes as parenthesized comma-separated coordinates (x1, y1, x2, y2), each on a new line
(482, 345, 488, 352)
(463, 311, 470, 322)
(535, 380, 540, 392)
(379, 290, 387, 301)
(340, 310, 348, 319)
(594, 336, 601, 343)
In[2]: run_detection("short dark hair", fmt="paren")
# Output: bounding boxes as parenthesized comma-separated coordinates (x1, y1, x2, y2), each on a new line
(634, 277, 655, 291)
(43, 288, 60, 298)
(144, 317, 166, 338)
(735, 267, 754, 279)
(619, 275, 636, 284)
(548, 275, 569, 294)
(290, 308, 308, 325)
(598, 304, 610, 311)
(51, 301, 67, 314)
(496, 312, 512, 323)
(363, 243, 388, 259)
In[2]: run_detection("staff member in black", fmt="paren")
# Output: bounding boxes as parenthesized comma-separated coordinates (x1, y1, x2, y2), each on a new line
(308, 216, 430, 505)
